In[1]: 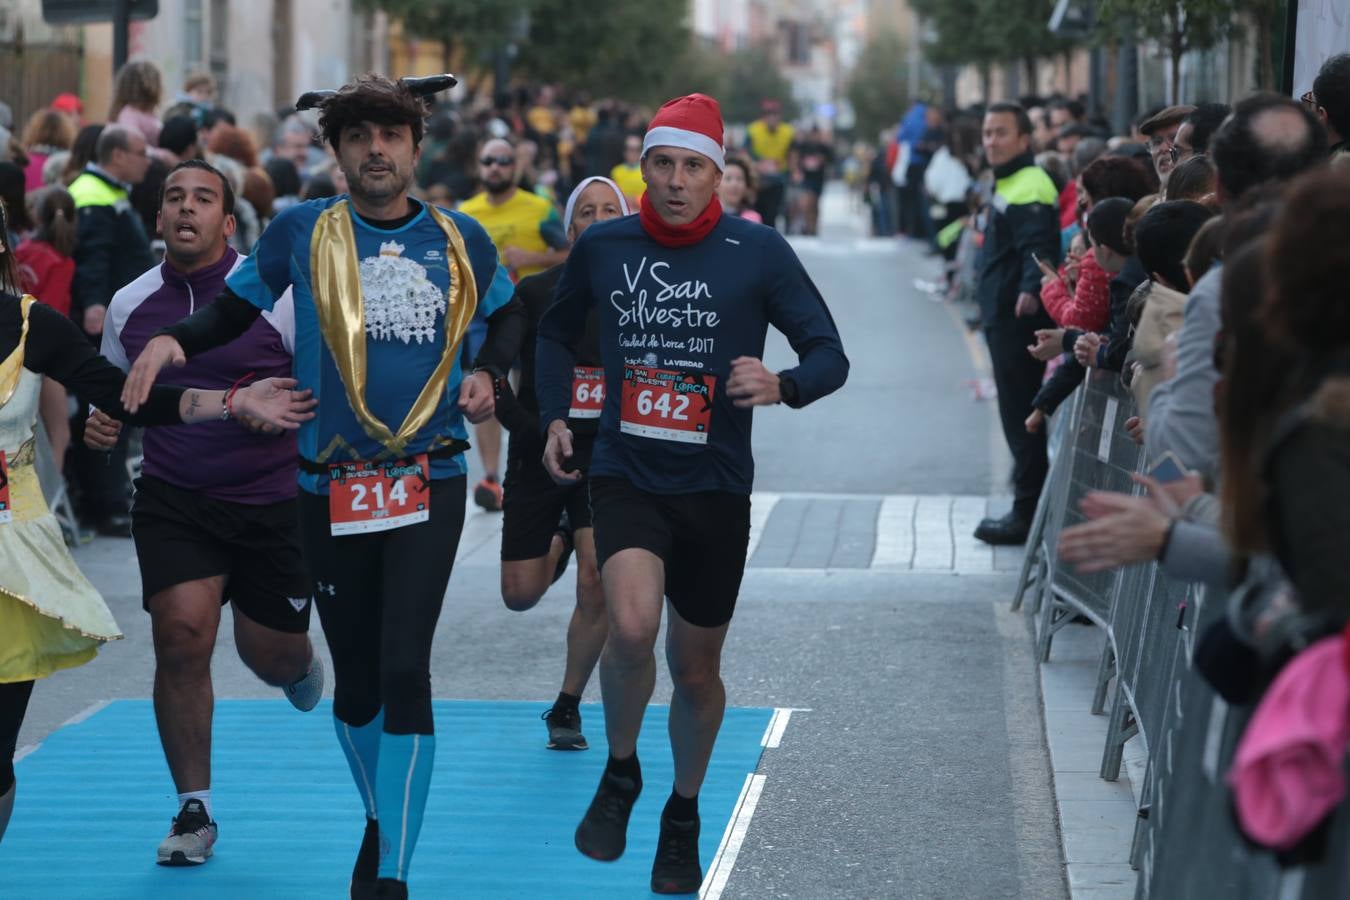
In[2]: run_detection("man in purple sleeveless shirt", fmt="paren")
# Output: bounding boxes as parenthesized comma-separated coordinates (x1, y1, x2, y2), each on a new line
(86, 160, 323, 868)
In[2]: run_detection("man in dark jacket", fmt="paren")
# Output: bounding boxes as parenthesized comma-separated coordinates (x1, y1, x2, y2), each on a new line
(68, 124, 155, 536)
(972, 103, 1061, 545)
(70, 125, 155, 336)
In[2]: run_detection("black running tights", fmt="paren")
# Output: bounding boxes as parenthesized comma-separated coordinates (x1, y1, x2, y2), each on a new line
(298, 476, 465, 735)
(0, 680, 35, 794)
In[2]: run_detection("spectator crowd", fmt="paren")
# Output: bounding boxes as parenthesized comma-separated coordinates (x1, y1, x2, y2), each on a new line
(909, 53, 1350, 864)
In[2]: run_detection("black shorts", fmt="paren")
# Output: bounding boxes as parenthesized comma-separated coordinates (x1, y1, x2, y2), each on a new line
(589, 476, 750, 628)
(131, 475, 312, 634)
(501, 439, 594, 562)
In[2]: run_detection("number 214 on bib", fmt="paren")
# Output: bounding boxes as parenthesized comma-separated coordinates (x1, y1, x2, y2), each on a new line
(328, 454, 430, 536)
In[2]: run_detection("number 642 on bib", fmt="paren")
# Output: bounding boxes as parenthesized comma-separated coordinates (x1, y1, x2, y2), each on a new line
(619, 365, 715, 444)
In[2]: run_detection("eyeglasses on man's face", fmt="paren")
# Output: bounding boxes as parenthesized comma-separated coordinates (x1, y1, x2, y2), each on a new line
(1168, 144, 1201, 163)
(1148, 130, 1179, 151)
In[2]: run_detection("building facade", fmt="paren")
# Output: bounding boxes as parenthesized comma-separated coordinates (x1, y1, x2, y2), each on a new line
(2, 0, 387, 134)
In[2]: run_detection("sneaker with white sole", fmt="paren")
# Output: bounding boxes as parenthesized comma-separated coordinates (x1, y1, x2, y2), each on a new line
(542, 704, 587, 750)
(284, 653, 325, 712)
(157, 799, 217, 866)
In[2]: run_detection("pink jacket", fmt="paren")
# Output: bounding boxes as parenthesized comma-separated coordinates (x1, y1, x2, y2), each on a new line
(24, 152, 49, 192)
(1228, 633, 1350, 851)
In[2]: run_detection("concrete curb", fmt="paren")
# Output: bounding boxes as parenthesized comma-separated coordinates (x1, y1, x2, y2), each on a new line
(1039, 623, 1146, 899)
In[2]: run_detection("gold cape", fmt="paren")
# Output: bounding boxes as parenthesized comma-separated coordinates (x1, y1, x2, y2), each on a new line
(309, 200, 479, 462)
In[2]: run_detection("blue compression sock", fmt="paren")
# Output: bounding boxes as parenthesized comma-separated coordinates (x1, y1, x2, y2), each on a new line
(375, 731, 436, 882)
(334, 710, 384, 820)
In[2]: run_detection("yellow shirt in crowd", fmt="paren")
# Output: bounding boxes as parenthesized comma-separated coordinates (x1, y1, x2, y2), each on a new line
(747, 120, 796, 169)
(610, 163, 645, 206)
(459, 188, 562, 281)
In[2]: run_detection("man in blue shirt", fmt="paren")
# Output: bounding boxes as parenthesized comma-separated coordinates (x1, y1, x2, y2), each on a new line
(537, 94, 848, 894)
(123, 74, 524, 900)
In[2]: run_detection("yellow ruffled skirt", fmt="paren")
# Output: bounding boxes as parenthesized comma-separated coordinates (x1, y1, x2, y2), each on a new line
(0, 461, 121, 683)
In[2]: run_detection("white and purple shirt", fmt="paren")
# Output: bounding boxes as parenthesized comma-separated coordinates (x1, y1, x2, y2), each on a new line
(102, 247, 298, 504)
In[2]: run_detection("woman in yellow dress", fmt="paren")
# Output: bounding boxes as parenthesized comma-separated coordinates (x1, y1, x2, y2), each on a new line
(0, 200, 316, 843)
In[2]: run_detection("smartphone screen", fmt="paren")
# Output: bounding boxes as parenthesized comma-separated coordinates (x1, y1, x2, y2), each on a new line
(1149, 453, 1188, 483)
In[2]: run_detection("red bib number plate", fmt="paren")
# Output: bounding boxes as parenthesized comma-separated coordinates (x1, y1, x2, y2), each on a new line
(619, 366, 715, 444)
(0, 451, 10, 525)
(569, 366, 605, 419)
(328, 454, 430, 536)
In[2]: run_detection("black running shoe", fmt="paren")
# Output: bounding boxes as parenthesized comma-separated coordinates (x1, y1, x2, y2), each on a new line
(575, 770, 641, 861)
(375, 878, 408, 900)
(551, 511, 575, 586)
(651, 813, 703, 894)
(349, 818, 380, 899)
(542, 704, 588, 750)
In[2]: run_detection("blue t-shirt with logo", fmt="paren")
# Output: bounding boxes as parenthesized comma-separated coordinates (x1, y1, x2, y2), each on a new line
(226, 196, 512, 493)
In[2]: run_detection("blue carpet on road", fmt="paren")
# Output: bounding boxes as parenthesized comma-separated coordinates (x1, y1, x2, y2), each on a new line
(3, 700, 772, 899)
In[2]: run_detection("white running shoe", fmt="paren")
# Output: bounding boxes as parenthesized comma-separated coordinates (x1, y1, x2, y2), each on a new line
(284, 653, 325, 712)
(157, 799, 217, 866)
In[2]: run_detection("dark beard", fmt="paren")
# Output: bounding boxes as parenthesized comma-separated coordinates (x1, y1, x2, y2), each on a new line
(350, 166, 412, 205)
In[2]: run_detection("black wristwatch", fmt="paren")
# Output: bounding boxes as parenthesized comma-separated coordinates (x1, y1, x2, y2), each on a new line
(777, 372, 799, 407)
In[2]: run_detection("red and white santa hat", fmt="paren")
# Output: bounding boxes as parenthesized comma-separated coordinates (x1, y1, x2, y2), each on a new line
(642, 93, 725, 171)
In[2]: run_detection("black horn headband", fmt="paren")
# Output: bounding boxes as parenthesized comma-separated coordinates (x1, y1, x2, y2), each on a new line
(295, 73, 458, 112)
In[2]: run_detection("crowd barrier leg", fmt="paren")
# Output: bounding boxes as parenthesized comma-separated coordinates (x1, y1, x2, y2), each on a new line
(1091, 641, 1114, 716)
(1013, 399, 1076, 615)
(33, 419, 86, 545)
(1099, 682, 1137, 782)
(1130, 766, 1153, 873)
(1035, 584, 1071, 662)
(1010, 505, 1046, 613)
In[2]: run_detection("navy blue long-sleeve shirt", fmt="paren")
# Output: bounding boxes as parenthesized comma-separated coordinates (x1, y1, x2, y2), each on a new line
(536, 214, 848, 495)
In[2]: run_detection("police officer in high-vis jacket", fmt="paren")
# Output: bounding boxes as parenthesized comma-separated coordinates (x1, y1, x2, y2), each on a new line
(972, 102, 1061, 546)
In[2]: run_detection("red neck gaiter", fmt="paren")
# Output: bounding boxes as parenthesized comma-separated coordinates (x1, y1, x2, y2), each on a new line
(639, 193, 723, 248)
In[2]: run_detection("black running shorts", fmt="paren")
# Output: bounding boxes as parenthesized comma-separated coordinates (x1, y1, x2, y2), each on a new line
(501, 437, 594, 562)
(588, 476, 751, 628)
(131, 475, 312, 633)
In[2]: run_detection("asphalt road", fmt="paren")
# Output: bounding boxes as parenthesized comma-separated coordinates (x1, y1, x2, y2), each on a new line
(14, 186, 1066, 899)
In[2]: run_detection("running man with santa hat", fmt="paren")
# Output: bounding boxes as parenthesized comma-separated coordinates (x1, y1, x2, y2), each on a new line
(537, 93, 849, 894)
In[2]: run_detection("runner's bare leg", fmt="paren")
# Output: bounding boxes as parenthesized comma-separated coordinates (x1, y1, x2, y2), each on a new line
(665, 608, 729, 797)
(561, 529, 607, 696)
(149, 577, 225, 793)
(598, 548, 665, 758)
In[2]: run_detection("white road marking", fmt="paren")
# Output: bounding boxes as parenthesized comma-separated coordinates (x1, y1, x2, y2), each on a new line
(700, 773, 768, 900)
(14, 699, 111, 764)
(450, 491, 1012, 573)
(746, 492, 781, 560)
(870, 495, 917, 568)
(759, 707, 810, 749)
(951, 496, 995, 573)
(912, 495, 955, 570)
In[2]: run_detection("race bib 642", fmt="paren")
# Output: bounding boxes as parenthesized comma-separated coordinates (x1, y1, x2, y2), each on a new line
(619, 366, 715, 444)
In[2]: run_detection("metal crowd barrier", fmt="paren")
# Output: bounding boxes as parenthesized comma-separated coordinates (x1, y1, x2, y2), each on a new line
(32, 418, 83, 544)
(1013, 373, 1350, 900)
